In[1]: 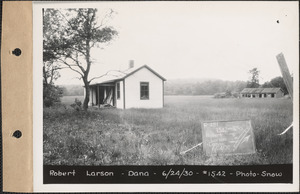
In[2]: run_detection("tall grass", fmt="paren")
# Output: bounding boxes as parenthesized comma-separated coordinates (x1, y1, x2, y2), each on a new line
(44, 96, 293, 165)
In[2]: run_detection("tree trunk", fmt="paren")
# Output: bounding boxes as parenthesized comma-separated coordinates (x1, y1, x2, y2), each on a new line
(82, 35, 92, 111)
(83, 79, 90, 111)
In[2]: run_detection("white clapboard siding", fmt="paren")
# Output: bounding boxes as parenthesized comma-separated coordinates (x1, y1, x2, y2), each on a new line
(124, 67, 163, 109)
(115, 80, 124, 109)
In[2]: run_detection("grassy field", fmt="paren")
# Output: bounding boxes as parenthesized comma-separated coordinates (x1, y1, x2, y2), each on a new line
(44, 95, 293, 165)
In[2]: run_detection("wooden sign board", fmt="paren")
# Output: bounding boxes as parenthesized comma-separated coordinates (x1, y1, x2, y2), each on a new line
(202, 120, 256, 155)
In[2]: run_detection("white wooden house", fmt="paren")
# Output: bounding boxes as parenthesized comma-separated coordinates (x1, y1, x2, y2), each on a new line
(86, 63, 166, 109)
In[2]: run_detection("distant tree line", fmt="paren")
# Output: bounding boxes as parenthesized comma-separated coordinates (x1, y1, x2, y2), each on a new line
(165, 79, 247, 95)
(60, 85, 84, 96)
(261, 76, 288, 95)
(165, 76, 288, 96)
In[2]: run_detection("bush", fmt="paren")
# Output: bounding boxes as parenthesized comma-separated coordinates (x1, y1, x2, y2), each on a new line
(225, 90, 232, 97)
(70, 98, 82, 111)
(214, 93, 226, 98)
(232, 92, 240, 98)
(214, 91, 240, 98)
(43, 84, 63, 107)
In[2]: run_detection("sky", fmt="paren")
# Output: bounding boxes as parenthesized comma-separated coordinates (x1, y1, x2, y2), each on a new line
(41, 1, 299, 85)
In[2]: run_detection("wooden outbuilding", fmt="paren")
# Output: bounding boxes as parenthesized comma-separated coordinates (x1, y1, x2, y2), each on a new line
(240, 88, 284, 98)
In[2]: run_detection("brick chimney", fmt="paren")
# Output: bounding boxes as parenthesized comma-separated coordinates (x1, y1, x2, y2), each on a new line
(129, 60, 134, 68)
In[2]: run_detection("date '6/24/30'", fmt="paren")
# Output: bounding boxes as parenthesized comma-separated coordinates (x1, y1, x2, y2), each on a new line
(162, 168, 193, 179)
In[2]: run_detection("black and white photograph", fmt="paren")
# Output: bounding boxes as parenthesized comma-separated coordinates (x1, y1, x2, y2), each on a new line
(33, 1, 299, 192)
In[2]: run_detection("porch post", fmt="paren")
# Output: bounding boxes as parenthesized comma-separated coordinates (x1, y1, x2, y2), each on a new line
(91, 87, 93, 106)
(97, 85, 100, 108)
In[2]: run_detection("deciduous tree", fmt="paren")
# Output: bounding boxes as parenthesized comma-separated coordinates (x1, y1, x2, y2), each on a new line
(43, 8, 118, 110)
(262, 76, 288, 95)
(247, 68, 260, 88)
(43, 9, 65, 107)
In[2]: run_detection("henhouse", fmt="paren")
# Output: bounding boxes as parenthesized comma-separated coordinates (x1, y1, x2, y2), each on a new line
(85, 62, 166, 109)
(240, 88, 284, 98)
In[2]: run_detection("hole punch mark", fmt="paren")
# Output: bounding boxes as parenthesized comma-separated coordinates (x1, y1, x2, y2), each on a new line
(12, 130, 22, 138)
(12, 48, 22, 56)
(276, 20, 280, 24)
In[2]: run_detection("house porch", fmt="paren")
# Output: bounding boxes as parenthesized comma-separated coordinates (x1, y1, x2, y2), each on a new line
(89, 83, 116, 107)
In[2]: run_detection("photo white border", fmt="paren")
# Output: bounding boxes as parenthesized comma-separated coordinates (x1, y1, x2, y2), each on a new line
(33, 1, 299, 192)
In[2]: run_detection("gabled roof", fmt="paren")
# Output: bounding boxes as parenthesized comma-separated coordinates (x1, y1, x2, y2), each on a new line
(90, 65, 166, 86)
(240, 88, 264, 94)
(261, 88, 283, 93)
(241, 88, 283, 94)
